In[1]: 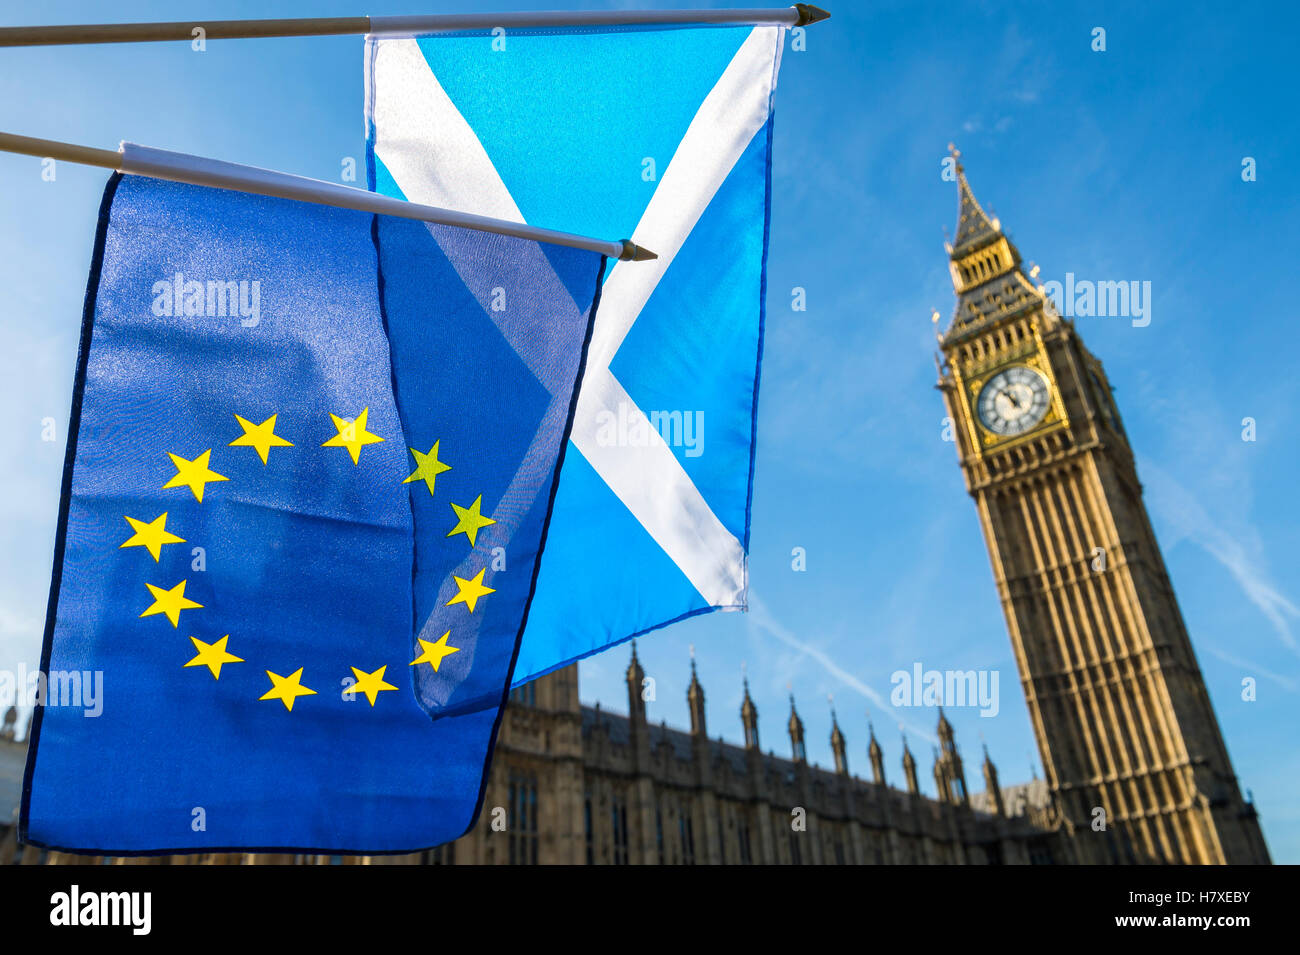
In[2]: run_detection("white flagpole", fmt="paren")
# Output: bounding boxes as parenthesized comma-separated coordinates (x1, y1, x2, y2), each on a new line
(0, 6, 830, 47)
(0, 132, 653, 261)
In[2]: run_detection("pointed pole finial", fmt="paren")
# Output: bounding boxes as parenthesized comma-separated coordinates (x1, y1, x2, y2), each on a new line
(794, 3, 832, 26)
(620, 240, 657, 262)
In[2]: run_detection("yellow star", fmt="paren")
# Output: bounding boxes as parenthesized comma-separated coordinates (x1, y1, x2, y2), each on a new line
(349, 665, 399, 706)
(446, 568, 495, 614)
(403, 441, 451, 496)
(119, 512, 185, 562)
(446, 495, 497, 548)
(259, 668, 317, 712)
(322, 407, 384, 464)
(410, 631, 461, 672)
(162, 449, 228, 502)
(183, 635, 243, 680)
(229, 413, 293, 464)
(140, 579, 203, 627)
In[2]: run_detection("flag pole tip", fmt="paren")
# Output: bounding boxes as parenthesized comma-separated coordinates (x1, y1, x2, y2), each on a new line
(794, 4, 832, 26)
(620, 240, 658, 262)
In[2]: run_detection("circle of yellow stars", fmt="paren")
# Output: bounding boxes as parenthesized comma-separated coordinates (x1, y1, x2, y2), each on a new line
(121, 408, 498, 712)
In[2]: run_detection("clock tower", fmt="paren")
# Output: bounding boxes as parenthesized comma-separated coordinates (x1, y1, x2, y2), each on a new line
(935, 148, 1270, 864)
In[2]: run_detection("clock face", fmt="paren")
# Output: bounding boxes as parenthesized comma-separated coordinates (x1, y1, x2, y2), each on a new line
(976, 365, 1051, 437)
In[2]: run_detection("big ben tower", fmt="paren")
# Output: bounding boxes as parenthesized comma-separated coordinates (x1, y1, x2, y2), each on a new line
(935, 147, 1270, 864)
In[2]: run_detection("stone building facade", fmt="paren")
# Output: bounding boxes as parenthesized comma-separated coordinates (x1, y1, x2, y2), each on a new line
(1, 660, 1061, 865)
(417, 653, 1060, 865)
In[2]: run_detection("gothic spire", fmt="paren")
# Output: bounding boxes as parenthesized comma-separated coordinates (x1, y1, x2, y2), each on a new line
(902, 732, 919, 795)
(937, 706, 953, 744)
(626, 639, 646, 725)
(983, 743, 1005, 817)
(687, 646, 706, 738)
(941, 145, 1039, 344)
(948, 143, 1000, 256)
(936, 709, 969, 806)
(868, 720, 885, 786)
(740, 670, 759, 750)
(933, 747, 949, 803)
(829, 698, 847, 775)
(787, 693, 806, 763)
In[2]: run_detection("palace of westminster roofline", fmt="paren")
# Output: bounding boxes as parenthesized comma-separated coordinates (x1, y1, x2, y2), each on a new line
(577, 640, 1045, 817)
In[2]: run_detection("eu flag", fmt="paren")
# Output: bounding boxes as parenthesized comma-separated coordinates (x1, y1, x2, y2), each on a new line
(20, 173, 603, 853)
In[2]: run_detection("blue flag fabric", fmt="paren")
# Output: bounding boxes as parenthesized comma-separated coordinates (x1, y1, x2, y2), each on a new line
(21, 173, 603, 853)
(366, 24, 785, 685)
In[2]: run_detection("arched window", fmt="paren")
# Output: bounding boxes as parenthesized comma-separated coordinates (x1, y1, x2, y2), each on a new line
(611, 793, 630, 865)
(679, 810, 695, 865)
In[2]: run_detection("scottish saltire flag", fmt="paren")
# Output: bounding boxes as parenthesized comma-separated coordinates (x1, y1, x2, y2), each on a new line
(21, 173, 603, 853)
(367, 24, 784, 683)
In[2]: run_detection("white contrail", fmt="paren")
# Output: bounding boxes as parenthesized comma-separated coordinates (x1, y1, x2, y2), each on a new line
(1140, 456, 1300, 658)
(1204, 645, 1298, 693)
(746, 592, 937, 744)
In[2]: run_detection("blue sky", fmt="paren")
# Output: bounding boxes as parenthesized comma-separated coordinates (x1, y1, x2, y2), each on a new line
(1, 0, 1296, 862)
